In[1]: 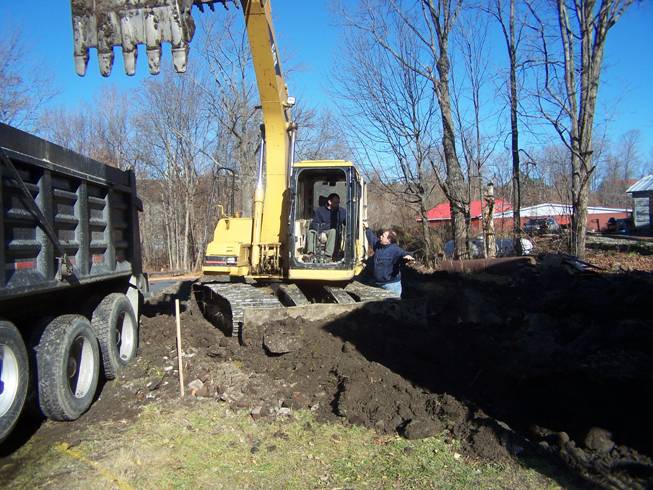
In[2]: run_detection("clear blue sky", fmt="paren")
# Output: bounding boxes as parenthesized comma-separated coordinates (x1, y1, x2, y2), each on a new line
(3, 1, 652, 161)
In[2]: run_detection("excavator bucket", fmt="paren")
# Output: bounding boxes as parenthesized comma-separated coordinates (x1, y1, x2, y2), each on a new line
(70, 0, 231, 77)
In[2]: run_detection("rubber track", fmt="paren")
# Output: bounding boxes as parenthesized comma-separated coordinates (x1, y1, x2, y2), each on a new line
(277, 283, 310, 306)
(203, 283, 282, 336)
(344, 281, 398, 301)
(324, 286, 356, 304)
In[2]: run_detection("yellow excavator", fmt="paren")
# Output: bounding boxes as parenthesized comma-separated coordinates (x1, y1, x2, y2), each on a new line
(71, 0, 396, 337)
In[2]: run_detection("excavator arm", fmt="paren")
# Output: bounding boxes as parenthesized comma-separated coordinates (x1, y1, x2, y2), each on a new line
(71, 0, 295, 274)
(69, 0, 375, 339)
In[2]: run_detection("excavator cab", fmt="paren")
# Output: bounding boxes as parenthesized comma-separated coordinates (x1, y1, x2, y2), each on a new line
(288, 161, 366, 280)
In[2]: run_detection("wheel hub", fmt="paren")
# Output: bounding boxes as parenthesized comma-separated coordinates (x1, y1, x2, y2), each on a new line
(0, 345, 20, 417)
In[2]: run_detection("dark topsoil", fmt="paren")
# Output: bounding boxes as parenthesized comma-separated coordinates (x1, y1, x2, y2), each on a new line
(4, 254, 653, 489)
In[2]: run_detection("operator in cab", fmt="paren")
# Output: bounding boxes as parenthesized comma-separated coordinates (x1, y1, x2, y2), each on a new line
(306, 193, 346, 261)
(363, 225, 414, 297)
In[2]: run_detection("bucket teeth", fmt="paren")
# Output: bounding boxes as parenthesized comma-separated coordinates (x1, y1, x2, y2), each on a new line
(98, 51, 115, 77)
(123, 49, 137, 75)
(74, 52, 89, 77)
(147, 47, 162, 75)
(172, 46, 188, 73)
(70, 0, 206, 76)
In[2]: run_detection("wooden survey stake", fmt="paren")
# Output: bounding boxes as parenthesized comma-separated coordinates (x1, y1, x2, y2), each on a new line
(175, 299, 185, 397)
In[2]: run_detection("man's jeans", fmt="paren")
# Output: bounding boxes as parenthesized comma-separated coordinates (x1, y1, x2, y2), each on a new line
(306, 228, 337, 257)
(380, 280, 402, 297)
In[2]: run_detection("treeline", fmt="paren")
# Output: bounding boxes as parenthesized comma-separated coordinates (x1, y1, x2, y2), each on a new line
(1, 1, 650, 269)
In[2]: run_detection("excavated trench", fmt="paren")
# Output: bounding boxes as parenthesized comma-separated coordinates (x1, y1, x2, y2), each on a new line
(5, 257, 649, 489)
(208, 260, 653, 489)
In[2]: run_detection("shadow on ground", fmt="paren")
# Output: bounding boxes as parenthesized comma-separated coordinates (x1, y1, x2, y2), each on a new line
(142, 281, 194, 317)
(315, 264, 653, 488)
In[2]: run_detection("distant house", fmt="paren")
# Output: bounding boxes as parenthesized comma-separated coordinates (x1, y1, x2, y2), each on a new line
(423, 200, 630, 234)
(495, 203, 631, 233)
(421, 199, 512, 233)
(627, 175, 653, 232)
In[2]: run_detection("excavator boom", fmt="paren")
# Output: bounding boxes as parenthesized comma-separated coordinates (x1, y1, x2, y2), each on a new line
(72, 0, 295, 275)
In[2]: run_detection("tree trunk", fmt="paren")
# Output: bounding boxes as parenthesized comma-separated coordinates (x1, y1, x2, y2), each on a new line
(183, 197, 191, 271)
(435, 34, 469, 259)
(483, 183, 496, 257)
(571, 172, 590, 256)
(553, 0, 630, 258)
(419, 203, 434, 265)
(508, 0, 522, 255)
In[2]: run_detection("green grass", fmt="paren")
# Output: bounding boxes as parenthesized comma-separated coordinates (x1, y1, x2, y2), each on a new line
(1, 400, 561, 489)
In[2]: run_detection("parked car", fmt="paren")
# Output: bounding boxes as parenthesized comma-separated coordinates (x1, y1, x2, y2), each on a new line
(443, 236, 533, 258)
(606, 217, 631, 235)
(523, 217, 561, 235)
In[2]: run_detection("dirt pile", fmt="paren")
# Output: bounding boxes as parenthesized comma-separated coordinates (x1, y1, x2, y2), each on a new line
(211, 257, 652, 489)
(35, 253, 651, 489)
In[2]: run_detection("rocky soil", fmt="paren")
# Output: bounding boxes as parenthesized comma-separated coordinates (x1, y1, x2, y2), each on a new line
(3, 251, 652, 489)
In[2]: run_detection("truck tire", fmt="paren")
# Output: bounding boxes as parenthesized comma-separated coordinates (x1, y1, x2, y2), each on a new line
(36, 315, 100, 421)
(0, 320, 29, 442)
(91, 293, 138, 379)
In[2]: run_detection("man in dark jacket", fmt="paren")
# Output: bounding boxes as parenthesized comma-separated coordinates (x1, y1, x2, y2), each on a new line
(306, 193, 346, 260)
(364, 226, 414, 296)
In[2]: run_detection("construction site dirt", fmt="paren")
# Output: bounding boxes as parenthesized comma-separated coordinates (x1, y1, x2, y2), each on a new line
(2, 251, 652, 489)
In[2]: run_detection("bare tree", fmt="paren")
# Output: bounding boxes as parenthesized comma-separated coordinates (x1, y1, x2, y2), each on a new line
(200, 13, 261, 216)
(134, 70, 216, 271)
(421, 0, 469, 258)
(294, 108, 352, 162)
(41, 87, 137, 171)
(618, 130, 642, 181)
(91, 88, 137, 170)
(39, 107, 97, 157)
(0, 28, 58, 129)
(335, 13, 441, 263)
(595, 130, 642, 207)
(527, 0, 634, 258)
(340, 0, 469, 258)
(451, 9, 500, 254)
(487, 0, 529, 252)
(524, 144, 573, 204)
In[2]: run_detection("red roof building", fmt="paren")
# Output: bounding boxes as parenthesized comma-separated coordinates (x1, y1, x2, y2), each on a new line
(424, 199, 512, 222)
(424, 200, 631, 234)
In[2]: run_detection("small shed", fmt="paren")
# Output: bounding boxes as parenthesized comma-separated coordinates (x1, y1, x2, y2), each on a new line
(626, 175, 653, 232)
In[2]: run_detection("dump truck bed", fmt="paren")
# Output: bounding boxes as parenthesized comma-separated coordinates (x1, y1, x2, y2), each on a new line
(0, 123, 143, 302)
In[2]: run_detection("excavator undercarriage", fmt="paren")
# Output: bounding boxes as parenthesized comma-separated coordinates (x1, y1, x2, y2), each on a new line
(194, 280, 397, 340)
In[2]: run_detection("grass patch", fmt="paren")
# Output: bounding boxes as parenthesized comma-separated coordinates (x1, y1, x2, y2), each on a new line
(1, 400, 561, 489)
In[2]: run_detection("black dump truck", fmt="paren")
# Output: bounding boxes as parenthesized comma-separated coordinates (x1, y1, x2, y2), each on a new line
(0, 123, 148, 442)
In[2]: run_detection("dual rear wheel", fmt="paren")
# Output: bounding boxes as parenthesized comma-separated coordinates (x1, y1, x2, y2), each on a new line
(0, 293, 139, 440)
(36, 315, 100, 420)
(37, 293, 139, 420)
